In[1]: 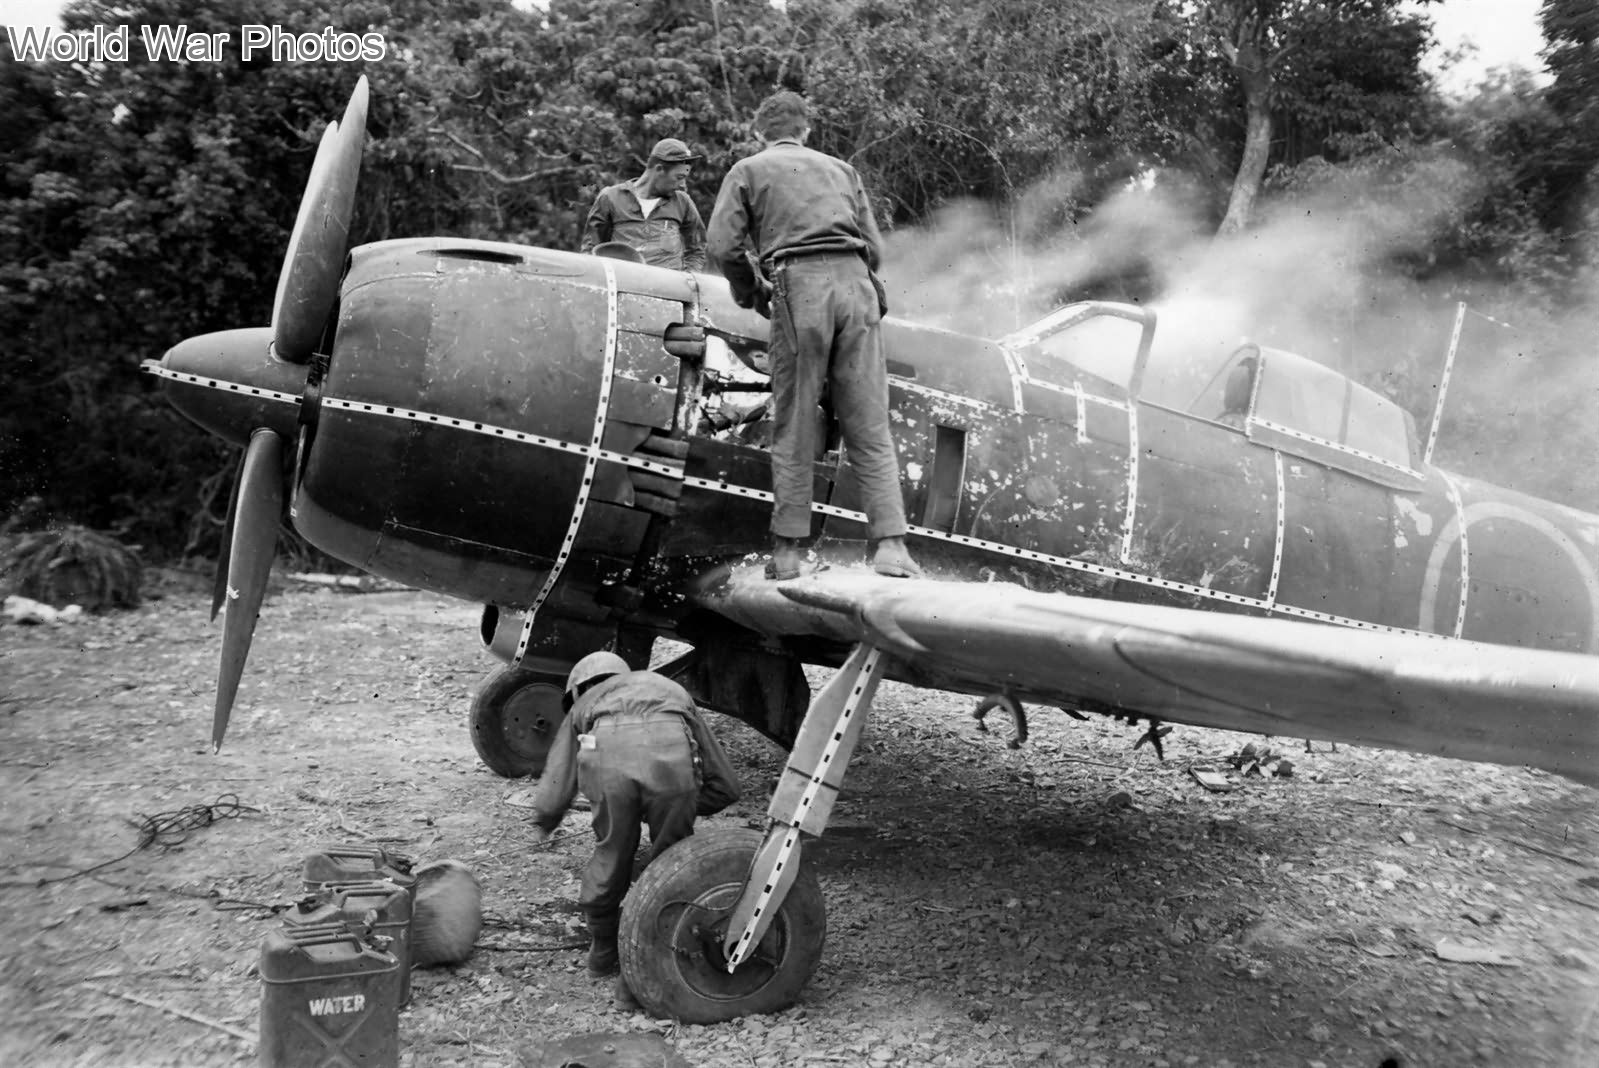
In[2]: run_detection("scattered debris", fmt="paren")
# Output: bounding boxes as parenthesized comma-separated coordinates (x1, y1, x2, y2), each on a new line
(521, 1030, 690, 1068)
(1228, 743, 1294, 779)
(1372, 862, 1408, 883)
(1191, 769, 1237, 793)
(98, 897, 149, 913)
(3, 595, 83, 625)
(83, 984, 255, 1046)
(287, 572, 412, 593)
(1132, 718, 1173, 759)
(1438, 817, 1591, 867)
(1434, 939, 1520, 966)
(971, 692, 1029, 748)
(1553, 949, 1595, 971)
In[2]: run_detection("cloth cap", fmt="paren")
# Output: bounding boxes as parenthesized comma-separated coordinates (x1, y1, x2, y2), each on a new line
(648, 138, 702, 165)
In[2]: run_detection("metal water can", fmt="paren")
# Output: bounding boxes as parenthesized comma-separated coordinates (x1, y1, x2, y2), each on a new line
(285, 879, 415, 1006)
(257, 924, 399, 1068)
(300, 844, 416, 894)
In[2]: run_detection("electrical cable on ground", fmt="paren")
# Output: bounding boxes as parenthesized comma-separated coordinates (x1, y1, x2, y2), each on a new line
(4, 794, 257, 888)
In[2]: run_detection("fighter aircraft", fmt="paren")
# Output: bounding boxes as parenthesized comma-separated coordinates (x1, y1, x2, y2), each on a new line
(147, 80, 1599, 1022)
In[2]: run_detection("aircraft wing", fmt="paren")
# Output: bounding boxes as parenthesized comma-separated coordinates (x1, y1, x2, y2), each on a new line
(691, 565, 1599, 787)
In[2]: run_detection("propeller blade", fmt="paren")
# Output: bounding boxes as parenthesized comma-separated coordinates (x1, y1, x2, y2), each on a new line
(213, 428, 284, 752)
(270, 76, 369, 363)
(211, 448, 246, 621)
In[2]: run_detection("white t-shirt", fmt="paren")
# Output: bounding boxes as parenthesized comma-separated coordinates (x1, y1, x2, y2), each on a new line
(636, 195, 663, 217)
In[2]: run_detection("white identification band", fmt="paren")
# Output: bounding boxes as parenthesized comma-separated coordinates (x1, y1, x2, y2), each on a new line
(513, 259, 621, 663)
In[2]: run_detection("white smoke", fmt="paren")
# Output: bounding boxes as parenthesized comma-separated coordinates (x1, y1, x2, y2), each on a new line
(879, 146, 1599, 505)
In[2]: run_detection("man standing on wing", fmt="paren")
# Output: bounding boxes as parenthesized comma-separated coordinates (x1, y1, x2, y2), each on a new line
(705, 91, 920, 580)
(581, 138, 708, 271)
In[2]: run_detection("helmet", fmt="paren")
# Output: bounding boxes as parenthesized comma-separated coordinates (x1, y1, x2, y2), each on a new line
(566, 651, 630, 697)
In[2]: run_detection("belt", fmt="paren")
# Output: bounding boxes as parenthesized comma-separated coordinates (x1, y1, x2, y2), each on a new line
(770, 248, 865, 271)
(585, 708, 689, 730)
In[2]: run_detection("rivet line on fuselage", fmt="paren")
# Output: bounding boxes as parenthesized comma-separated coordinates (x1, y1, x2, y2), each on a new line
(1440, 470, 1470, 639)
(140, 362, 1440, 638)
(1008, 374, 1137, 560)
(677, 475, 1443, 638)
(139, 363, 301, 405)
(140, 360, 687, 480)
(893, 382, 1003, 412)
(1268, 451, 1285, 607)
(997, 346, 1026, 412)
(1121, 402, 1140, 563)
(512, 259, 623, 663)
(1249, 417, 1418, 477)
(1025, 376, 1134, 409)
(316, 397, 684, 479)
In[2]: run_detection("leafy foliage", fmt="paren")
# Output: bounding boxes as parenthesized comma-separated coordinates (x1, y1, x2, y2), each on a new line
(414, 0, 792, 247)
(1167, 0, 1437, 232)
(0, 0, 456, 554)
(4, 0, 1597, 556)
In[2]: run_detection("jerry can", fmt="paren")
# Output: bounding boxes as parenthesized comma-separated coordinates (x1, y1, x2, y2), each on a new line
(258, 923, 399, 1068)
(301, 844, 416, 894)
(285, 880, 415, 1006)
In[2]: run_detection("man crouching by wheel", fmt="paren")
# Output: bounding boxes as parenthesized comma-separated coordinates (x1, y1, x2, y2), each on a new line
(528, 651, 742, 1010)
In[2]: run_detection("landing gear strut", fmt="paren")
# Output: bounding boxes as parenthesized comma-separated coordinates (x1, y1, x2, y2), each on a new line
(619, 642, 888, 1021)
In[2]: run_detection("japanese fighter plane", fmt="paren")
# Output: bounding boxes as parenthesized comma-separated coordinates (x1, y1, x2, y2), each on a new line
(147, 80, 1599, 1021)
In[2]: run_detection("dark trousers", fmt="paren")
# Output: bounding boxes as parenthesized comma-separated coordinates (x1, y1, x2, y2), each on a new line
(768, 252, 908, 541)
(576, 714, 699, 936)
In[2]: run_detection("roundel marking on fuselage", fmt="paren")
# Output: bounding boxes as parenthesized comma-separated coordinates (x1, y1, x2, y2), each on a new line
(1418, 499, 1599, 653)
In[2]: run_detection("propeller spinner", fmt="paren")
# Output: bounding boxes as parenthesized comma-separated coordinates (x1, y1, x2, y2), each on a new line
(160, 77, 368, 751)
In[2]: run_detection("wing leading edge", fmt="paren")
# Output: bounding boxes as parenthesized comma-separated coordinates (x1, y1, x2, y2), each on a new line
(691, 566, 1599, 787)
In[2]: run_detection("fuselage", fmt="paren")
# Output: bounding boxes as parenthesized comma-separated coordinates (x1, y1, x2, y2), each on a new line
(153, 237, 1599, 686)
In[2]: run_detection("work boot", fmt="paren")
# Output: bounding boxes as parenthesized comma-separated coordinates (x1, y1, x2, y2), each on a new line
(613, 975, 642, 1012)
(587, 933, 619, 977)
(871, 536, 922, 578)
(766, 536, 805, 581)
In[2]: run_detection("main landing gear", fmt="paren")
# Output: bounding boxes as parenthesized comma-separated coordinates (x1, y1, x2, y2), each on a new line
(619, 826, 825, 1022)
(618, 643, 890, 1023)
(469, 664, 567, 778)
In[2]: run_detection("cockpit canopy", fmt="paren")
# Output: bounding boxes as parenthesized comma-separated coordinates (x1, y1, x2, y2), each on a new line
(1003, 303, 1419, 481)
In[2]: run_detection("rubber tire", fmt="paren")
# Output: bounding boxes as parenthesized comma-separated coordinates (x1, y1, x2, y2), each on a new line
(468, 665, 566, 778)
(619, 827, 825, 1023)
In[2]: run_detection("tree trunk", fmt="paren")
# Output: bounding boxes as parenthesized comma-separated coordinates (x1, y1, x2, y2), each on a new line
(1218, 35, 1273, 235)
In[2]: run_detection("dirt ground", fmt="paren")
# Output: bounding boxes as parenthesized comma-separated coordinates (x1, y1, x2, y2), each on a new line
(3, 571, 1598, 1068)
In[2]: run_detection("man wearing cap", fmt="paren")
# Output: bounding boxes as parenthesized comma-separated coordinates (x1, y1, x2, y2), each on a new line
(527, 652, 740, 1005)
(580, 138, 708, 271)
(705, 91, 921, 581)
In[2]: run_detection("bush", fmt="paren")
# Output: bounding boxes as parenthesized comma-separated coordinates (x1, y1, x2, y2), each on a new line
(0, 525, 143, 611)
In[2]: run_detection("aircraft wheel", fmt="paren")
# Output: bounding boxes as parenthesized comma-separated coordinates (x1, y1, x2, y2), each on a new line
(469, 665, 566, 778)
(620, 826, 825, 1023)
